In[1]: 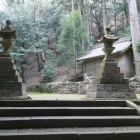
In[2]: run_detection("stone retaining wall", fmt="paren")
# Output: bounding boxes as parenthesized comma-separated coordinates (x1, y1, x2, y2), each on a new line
(27, 76, 140, 95)
(129, 77, 140, 93)
(27, 81, 89, 94)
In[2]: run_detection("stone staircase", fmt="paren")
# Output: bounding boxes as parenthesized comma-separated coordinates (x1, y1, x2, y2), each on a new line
(0, 100, 140, 140)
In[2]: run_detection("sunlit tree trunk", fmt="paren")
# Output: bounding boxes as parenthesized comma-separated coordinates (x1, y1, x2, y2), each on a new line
(128, 0, 140, 76)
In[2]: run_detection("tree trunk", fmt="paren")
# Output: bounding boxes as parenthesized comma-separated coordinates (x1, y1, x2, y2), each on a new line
(71, 0, 74, 12)
(71, 0, 77, 76)
(137, 0, 140, 12)
(85, 0, 92, 38)
(114, 0, 117, 35)
(78, 0, 84, 51)
(103, 0, 108, 34)
(36, 53, 41, 71)
(123, 0, 129, 25)
(128, 0, 140, 76)
(21, 64, 26, 83)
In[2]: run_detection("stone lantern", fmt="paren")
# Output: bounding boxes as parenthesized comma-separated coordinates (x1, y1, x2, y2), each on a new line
(0, 19, 16, 56)
(99, 27, 119, 62)
(0, 20, 27, 100)
(90, 27, 136, 99)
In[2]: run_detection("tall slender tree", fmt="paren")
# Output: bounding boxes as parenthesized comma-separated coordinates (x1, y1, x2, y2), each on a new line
(85, 0, 92, 37)
(103, 0, 108, 34)
(128, 0, 140, 76)
(78, 0, 84, 51)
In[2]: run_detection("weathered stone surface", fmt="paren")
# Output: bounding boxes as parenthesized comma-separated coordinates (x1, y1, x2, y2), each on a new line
(0, 75, 21, 82)
(91, 58, 136, 98)
(96, 84, 135, 98)
(0, 56, 27, 99)
(0, 69, 18, 76)
(28, 81, 88, 94)
(95, 61, 125, 84)
(88, 28, 136, 99)
(0, 64, 16, 70)
(129, 76, 140, 93)
(0, 82, 26, 97)
(0, 20, 28, 99)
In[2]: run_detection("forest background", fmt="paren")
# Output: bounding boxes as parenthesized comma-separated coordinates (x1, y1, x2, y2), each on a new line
(0, 0, 139, 84)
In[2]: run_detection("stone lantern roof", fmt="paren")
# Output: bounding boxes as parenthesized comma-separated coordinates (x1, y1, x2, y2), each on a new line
(99, 27, 119, 44)
(0, 19, 16, 39)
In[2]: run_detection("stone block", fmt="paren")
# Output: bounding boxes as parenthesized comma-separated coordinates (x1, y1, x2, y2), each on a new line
(0, 75, 21, 82)
(96, 84, 136, 98)
(0, 57, 14, 63)
(124, 79, 129, 84)
(0, 55, 27, 99)
(100, 78, 124, 84)
(0, 81, 26, 97)
(0, 69, 18, 76)
(103, 68, 120, 74)
(104, 62, 117, 67)
(0, 63, 16, 69)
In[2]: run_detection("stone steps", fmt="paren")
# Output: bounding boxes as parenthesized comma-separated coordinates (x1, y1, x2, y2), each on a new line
(1, 126, 140, 134)
(1, 116, 140, 129)
(0, 107, 136, 116)
(0, 133, 140, 140)
(0, 100, 127, 107)
(0, 127, 140, 140)
(0, 100, 140, 140)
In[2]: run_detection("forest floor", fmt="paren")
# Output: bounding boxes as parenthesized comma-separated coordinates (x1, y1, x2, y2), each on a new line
(28, 92, 140, 100)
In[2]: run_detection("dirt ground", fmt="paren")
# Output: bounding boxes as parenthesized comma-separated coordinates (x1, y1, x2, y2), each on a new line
(28, 93, 86, 100)
(28, 92, 140, 100)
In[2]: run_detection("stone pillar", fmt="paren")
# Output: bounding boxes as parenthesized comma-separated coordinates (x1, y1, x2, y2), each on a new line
(0, 20, 28, 100)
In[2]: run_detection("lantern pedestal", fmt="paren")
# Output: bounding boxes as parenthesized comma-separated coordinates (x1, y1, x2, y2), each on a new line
(0, 55, 28, 100)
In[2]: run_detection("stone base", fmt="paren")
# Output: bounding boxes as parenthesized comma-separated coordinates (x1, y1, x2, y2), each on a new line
(87, 84, 136, 99)
(0, 81, 27, 99)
